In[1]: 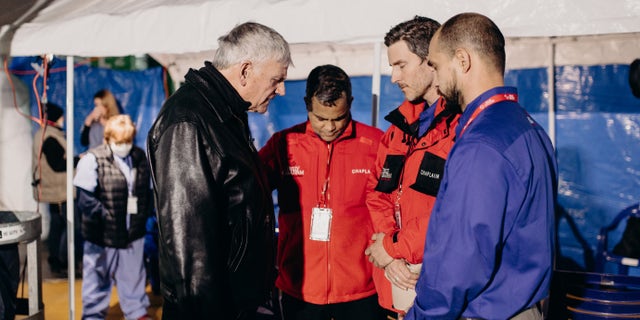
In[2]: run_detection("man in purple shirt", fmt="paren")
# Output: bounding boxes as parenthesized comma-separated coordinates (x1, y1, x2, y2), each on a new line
(406, 13, 557, 320)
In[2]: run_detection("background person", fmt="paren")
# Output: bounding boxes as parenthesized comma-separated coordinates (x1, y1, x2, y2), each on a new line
(405, 13, 558, 319)
(81, 89, 120, 150)
(364, 16, 459, 318)
(146, 21, 291, 320)
(32, 102, 69, 276)
(74, 115, 153, 320)
(259, 64, 385, 320)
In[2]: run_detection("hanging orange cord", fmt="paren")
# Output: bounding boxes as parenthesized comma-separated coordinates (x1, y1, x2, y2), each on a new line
(41, 54, 50, 124)
(3, 59, 40, 123)
(4, 55, 54, 211)
(5, 56, 95, 212)
(6, 57, 103, 122)
(33, 72, 43, 123)
(3, 58, 46, 212)
(35, 55, 52, 207)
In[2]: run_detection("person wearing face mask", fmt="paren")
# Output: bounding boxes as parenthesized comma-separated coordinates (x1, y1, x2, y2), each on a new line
(73, 114, 153, 320)
(258, 65, 386, 320)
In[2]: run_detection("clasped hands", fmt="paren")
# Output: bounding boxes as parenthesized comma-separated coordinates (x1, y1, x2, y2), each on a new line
(364, 232, 418, 291)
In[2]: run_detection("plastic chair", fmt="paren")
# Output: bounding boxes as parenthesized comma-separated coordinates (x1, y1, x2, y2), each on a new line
(595, 203, 640, 275)
(552, 270, 640, 319)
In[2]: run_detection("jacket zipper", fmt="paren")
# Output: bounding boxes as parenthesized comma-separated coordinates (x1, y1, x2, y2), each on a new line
(326, 142, 332, 303)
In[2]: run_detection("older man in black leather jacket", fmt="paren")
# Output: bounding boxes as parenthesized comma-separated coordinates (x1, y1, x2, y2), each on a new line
(147, 22, 291, 320)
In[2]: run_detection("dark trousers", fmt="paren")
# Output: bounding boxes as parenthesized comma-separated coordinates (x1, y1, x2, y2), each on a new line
(281, 293, 390, 320)
(162, 300, 257, 320)
(0, 244, 19, 320)
(47, 202, 67, 271)
(48, 202, 84, 274)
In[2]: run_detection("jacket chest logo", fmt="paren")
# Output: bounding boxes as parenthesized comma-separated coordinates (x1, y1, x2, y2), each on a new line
(351, 168, 371, 175)
(380, 168, 393, 179)
(284, 166, 305, 176)
(419, 169, 440, 179)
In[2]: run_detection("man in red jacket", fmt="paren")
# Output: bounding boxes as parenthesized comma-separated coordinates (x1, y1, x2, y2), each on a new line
(259, 64, 386, 319)
(364, 16, 460, 319)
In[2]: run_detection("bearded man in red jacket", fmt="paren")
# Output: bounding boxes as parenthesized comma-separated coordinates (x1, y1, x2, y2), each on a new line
(364, 16, 460, 319)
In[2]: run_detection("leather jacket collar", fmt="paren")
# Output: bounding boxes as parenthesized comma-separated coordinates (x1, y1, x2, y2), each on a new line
(185, 61, 251, 120)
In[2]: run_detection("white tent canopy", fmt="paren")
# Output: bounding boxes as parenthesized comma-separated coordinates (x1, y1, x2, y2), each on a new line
(4, 0, 640, 56)
(1, 1, 640, 318)
(2, 0, 640, 81)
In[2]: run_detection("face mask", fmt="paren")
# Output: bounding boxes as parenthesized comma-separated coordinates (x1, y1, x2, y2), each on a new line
(109, 142, 133, 158)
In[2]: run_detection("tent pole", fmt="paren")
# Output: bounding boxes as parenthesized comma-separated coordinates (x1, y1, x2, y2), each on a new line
(65, 55, 76, 320)
(547, 39, 556, 147)
(371, 42, 382, 128)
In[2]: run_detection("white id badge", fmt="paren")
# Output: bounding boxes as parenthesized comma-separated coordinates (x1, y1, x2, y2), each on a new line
(310, 207, 332, 241)
(127, 196, 138, 214)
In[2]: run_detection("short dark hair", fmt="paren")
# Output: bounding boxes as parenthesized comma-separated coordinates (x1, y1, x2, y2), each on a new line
(44, 103, 63, 122)
(384, 16, 440, 60)
(304, 65, 352, 111)
(438, 13, 506, 75)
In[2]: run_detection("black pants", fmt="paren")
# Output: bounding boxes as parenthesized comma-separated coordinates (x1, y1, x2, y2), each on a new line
(281, 293, 390, 320)
(0, 244, 19, 320)
(47, 202, 67, 272)
(47, 202, 84, 274)
(162, 300, 257, 320)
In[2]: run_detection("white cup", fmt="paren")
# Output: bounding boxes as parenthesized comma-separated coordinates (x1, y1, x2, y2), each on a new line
(390, 263, 422, 312)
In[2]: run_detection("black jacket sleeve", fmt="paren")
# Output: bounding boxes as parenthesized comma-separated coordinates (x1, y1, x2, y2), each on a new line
(76, 187, 107, 245)
(42, 137, 66, 172)
(80, 125, 90, 147)
(76, 187, 105, 217)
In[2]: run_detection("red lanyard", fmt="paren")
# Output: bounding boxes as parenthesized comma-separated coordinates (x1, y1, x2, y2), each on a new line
(459, 93, 518, 137)
(319, 143, 334, 207)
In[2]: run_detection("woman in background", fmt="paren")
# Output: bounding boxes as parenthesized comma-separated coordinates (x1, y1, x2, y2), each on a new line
(74, 115, 152, 320)
(80, 89, 120, 150)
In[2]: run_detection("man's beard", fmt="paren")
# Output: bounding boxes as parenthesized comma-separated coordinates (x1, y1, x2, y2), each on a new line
(439, 85, 462, 114)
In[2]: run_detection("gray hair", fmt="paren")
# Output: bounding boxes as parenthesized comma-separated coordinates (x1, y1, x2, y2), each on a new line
(213, 22, 293, 69)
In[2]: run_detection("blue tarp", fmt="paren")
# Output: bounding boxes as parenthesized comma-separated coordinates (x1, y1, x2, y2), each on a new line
(554, 65, 640, 274)
(510, 65, 640, 274)
(9, 57, 640, 274)
(10, 56, 165, 154)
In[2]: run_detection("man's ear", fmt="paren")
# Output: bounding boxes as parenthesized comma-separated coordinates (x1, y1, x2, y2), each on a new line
(240, 61, 252, 86)
(455, 48, 471, 73)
